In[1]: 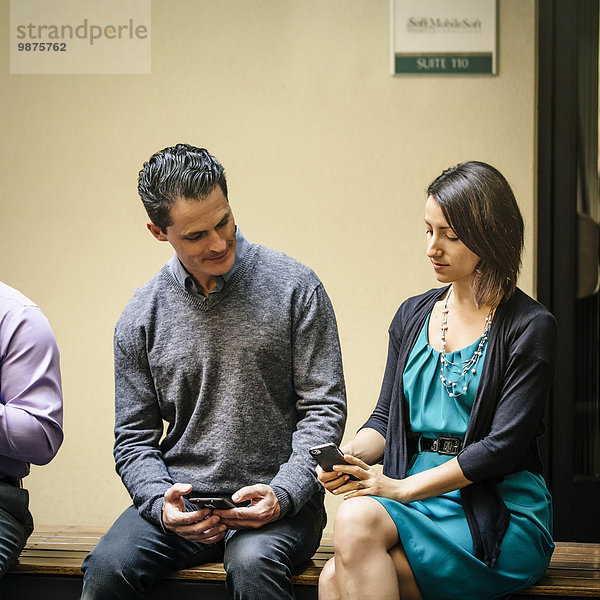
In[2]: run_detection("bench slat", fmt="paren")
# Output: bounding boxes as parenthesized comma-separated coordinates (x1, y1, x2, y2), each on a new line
(11, 527, 600, 597)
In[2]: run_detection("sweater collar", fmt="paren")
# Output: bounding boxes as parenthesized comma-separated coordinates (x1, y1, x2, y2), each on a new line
(168, 226, 250, 297)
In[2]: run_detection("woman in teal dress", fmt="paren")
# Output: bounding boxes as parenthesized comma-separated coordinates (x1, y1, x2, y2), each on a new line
(317, 161, 557, 600)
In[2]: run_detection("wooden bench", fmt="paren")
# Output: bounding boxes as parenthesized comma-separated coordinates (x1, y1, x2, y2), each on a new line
(1, 526, 599, 599)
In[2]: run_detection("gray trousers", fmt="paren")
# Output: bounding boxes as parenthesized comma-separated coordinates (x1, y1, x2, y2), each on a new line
(81, 493, 325, 600)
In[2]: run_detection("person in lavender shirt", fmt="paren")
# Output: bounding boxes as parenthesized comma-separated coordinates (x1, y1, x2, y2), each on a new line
(0, 281, 64, 577)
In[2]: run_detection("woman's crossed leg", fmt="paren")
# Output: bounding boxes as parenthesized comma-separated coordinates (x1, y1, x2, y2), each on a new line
(319, 497, 422, 600)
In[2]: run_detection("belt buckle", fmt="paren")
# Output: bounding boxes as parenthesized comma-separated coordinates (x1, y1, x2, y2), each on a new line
(432, 436, 461, 455)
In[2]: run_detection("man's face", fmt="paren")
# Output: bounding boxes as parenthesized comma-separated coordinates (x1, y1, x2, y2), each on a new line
(148, 186, 236, 293)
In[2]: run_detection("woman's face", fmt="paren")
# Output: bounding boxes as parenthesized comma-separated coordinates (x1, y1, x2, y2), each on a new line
(424, 195, 480, 287)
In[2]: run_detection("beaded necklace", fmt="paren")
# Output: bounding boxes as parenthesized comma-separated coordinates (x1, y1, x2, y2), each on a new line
(439, 286, 495, 398)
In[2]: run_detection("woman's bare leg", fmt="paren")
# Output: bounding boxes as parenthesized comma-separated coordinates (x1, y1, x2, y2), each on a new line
(390, 545, 423, 600)
(329, 497, 401, 599)
(319, 545, 423, 600)
(318, 558, 341, 600)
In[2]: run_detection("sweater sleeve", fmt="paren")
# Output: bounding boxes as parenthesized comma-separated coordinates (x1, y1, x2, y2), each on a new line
(457, 310, 557, 482)
(268, 283, 347, 516)
(112, 329, 174, 527)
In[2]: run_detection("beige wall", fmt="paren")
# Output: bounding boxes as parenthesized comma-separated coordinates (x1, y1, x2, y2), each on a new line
(0, 0, 537, 534)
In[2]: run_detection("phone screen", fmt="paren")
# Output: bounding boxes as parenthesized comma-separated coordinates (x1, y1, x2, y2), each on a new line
(189, 497, 251, 510)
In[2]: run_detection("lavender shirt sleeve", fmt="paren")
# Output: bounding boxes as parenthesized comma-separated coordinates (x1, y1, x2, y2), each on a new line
(0, 297, 64, 479)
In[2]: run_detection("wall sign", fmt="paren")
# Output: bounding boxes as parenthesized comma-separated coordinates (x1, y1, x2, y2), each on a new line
(390, 0, 497, 75)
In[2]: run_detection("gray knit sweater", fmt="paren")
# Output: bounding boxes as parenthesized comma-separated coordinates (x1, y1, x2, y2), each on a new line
(113, 243, 347, 527)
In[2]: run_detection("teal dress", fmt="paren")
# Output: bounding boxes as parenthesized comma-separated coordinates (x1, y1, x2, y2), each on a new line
(373, 316, 554, 600)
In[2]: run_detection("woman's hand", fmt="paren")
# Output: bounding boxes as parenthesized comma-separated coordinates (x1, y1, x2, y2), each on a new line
(316, 463, 352, 494)
(331, 454, 407, 502)
(314, 429, 390, 497)
(333, 455, 473, 504)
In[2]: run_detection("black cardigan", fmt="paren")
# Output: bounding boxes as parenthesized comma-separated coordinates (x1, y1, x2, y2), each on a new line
(362, 286, 557, 567)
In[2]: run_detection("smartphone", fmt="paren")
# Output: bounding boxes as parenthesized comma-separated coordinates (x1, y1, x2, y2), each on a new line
(189, 497, 251, 510)
(309, 443, 359, 479)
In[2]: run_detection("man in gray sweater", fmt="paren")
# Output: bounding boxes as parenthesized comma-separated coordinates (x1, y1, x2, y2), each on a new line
(81, 144, 347, 599)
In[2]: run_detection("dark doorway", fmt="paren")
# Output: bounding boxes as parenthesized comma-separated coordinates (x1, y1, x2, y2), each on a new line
(537, 0, 600, 542)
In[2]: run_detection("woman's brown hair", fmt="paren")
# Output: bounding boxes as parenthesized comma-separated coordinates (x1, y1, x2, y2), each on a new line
(427, 161, 524, 307)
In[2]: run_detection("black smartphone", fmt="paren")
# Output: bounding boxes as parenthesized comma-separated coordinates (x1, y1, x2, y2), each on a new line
(309, 443, 359, 479)
(189, 497, 251, 510)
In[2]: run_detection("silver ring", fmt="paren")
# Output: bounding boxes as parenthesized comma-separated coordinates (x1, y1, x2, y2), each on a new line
(356, 481, 364, 490)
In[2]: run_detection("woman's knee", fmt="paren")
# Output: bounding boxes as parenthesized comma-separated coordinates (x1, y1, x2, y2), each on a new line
(333, 497, 396, 551)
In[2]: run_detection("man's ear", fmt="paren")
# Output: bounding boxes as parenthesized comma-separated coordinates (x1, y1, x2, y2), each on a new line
(147, 222, 168, 241)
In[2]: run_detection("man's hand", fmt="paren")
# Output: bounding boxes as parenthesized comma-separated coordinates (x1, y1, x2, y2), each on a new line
(215, 484, 281, 530)
(161, 483, 227, 543)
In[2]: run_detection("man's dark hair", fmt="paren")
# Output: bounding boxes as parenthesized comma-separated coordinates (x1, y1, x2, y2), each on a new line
(138, 143, 228, 232)
(427, 160, 524, 307)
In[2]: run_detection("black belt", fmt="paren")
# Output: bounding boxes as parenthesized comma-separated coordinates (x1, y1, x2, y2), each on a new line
(419, 436, 463, 456)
